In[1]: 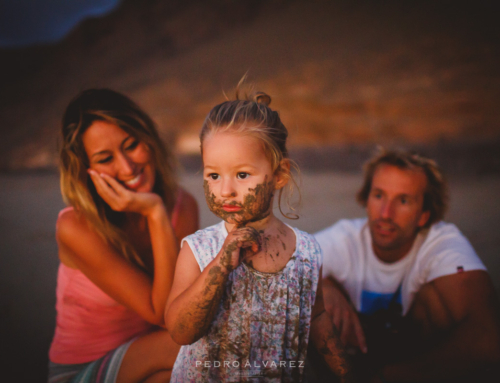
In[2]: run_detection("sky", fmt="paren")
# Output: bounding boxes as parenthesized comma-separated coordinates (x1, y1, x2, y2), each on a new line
(0, 0, 121, 47)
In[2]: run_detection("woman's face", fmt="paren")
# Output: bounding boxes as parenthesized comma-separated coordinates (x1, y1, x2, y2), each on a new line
(82, 120, 156, 193)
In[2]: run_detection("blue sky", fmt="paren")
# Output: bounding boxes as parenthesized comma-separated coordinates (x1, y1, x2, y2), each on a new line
(0, 0, 121, 47)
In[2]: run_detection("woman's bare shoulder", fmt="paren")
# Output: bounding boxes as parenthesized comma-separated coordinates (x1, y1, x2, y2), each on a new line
(57, 208, 91, 240)
(56, 207, 106, 266)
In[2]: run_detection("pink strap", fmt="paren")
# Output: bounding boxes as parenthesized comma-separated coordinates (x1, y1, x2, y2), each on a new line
(58, 206, 74, 217)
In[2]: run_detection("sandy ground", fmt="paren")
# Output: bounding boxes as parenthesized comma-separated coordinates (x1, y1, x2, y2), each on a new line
(1, 171, 499, 382)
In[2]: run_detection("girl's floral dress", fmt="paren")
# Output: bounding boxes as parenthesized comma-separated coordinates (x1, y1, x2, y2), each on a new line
(171, 221, 322, 382)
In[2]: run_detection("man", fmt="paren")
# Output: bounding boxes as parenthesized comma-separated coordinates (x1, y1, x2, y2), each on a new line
(315, 148, 500, 382)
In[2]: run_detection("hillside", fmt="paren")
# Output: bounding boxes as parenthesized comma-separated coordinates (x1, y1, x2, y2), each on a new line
(1, 0, 499, 170)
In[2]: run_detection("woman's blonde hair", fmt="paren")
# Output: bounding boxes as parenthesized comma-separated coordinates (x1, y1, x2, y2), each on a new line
(200, 87, 300, 219)
(60, 88, 178, 271)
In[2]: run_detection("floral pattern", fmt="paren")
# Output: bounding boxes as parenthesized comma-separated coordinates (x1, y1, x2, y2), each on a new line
(171, 221, 322, 382)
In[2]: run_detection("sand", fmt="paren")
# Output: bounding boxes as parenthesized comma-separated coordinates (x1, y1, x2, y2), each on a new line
(1, 171, 499, 382)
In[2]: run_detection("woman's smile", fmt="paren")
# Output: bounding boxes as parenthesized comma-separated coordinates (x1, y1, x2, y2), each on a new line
(122, 168, 145, 190)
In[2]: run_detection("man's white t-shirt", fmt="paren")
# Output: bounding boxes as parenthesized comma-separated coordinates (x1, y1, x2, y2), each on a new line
(315, 219, 486, 315)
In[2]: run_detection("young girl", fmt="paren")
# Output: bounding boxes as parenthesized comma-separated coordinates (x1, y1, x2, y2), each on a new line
(165, 91, 353, 382)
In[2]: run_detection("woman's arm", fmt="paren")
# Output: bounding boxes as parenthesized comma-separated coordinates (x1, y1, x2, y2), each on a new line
(165, 226, 260, 345)
(57, 173, 198, 326)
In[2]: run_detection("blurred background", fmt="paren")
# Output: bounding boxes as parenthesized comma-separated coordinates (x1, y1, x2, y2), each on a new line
(1, 0, 499, 381)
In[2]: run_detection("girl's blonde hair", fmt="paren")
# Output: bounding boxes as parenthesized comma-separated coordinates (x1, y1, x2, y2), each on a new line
(200, 88, 300, 219)
(59, 88, 178, 271)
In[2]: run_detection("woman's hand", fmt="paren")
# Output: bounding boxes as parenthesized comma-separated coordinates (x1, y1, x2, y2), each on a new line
(218, 226, 261, 272)
(88, 169, 162, 216)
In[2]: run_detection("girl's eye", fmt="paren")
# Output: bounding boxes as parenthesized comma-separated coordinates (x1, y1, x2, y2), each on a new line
(208, 173, 220, 180)
(125, 140, 139, 151)
(237, 172, 249, 180)
(97, 156, 112, 164)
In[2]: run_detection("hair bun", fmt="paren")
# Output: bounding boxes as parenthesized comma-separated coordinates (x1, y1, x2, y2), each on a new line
(253, 92, 271, 106)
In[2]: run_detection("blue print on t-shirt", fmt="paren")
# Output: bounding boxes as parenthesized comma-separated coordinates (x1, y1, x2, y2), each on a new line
(361, 289, 402, 315)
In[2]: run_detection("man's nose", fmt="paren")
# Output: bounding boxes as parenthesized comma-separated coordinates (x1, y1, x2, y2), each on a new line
(220, 178, 236, 198)
(380, 200, 394, 219)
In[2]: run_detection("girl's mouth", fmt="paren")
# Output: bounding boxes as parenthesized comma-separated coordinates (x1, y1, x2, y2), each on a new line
(222, 204, 242, 213)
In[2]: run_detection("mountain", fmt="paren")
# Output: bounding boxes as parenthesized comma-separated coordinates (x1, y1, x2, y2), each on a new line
(1, 0, 499, 170)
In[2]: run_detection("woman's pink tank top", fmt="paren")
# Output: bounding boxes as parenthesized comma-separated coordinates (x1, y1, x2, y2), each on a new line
(49, 190, 184, 364)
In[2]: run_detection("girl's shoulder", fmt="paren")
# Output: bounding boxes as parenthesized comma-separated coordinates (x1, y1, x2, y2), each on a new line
(185, 221, 226, 240)
(181, 221, 227, 271)
(288, 225, 323, 266)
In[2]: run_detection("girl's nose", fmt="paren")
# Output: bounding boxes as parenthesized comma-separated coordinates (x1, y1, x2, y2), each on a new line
(220, 178, 236, 198)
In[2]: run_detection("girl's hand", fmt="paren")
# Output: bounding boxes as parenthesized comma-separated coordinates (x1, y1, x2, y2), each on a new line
(88, 170, 162, 217)
(219, 226, 261, 272)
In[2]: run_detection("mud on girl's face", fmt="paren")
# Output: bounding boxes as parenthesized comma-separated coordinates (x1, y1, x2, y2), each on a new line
(202, 131, 280, 226)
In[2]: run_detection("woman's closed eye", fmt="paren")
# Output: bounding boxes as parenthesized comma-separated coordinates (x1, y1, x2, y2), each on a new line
(125, 139, 139, 151)
(96, 156, 113, 164)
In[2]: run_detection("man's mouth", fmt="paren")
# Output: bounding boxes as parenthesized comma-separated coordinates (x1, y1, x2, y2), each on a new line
(374, 221, 397, 235)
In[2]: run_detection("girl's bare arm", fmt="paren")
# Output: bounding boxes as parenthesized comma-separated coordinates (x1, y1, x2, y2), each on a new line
(165, 226, 260, 345)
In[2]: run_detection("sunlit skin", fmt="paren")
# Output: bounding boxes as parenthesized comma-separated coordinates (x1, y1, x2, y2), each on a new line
(82, 120, 156, 194)
(203, 131, 280, 232)
(366, 164, 430, 263)
(202, 131, 299, 272)
(166, 130, 354, 381)
(57, 117, 200, 382)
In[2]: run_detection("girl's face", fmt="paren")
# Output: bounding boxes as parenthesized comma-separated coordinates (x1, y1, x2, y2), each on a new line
(82, 120, 156, 193)
(202, 131, 285, 227)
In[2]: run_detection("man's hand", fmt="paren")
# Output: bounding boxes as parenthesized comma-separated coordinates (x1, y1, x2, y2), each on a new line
(323, 276, 368, 354)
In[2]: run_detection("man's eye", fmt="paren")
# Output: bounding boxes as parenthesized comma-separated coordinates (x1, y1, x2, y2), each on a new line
(237, 172, 249, 180)
(97, 156, 112, 164)
(372, 193, 382, 199)
(208, 173, 219, 180)
(125, 140, 139, 151)
(400, 197, 408, 205)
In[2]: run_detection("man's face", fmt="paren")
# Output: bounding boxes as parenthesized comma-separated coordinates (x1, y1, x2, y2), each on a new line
(366, 164, 430, 261)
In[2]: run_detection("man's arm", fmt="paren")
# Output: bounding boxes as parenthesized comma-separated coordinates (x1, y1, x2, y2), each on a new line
(310, 273, 358, 382)
(380, 270, 500, 382)
(323, 276, 367, 353)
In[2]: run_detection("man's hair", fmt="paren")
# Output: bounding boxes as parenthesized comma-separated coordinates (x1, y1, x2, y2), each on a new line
(356, 147, 449, 228)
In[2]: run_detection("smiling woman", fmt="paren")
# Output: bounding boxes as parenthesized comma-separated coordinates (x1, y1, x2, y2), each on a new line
(48, 88, 199, 383)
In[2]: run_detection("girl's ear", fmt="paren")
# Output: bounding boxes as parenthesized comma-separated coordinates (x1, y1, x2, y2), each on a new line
(274, 159, 291, 190)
